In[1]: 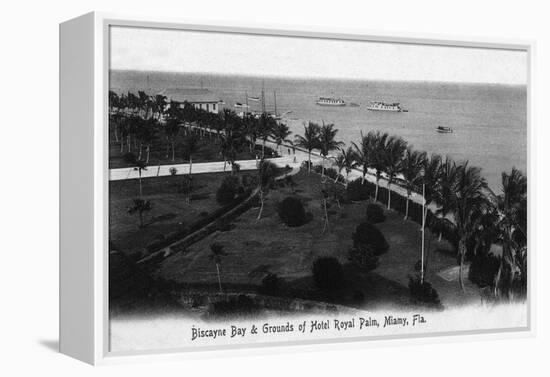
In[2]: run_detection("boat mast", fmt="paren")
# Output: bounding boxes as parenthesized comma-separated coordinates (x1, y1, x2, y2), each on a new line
(273, 91, 277, 117)
(261, 80, 266, 114)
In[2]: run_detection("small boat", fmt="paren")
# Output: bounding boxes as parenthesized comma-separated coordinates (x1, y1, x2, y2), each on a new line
(349, 102, 360, 107)
(436, 126, 453, 133)
(234, 102, 250, 109)
(366, 101, 404, 112)
(316, 97, 346, 106)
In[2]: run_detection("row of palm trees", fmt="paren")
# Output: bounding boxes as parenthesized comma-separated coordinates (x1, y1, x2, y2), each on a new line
(109, 90, 294, 170)
(294, 123, 526, 298)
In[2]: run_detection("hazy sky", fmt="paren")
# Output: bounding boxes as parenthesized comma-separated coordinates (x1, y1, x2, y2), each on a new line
(110, 26, 527, 85)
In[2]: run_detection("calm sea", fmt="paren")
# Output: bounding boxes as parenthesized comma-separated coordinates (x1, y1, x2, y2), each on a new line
(110, 70, 527, 191)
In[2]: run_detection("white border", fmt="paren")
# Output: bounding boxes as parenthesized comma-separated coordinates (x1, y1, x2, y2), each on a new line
(89, 11, 535, 365)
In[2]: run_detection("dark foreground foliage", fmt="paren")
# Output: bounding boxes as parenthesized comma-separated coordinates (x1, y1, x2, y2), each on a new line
(408, 275, 441, 307)
(312, 257, 344, 290)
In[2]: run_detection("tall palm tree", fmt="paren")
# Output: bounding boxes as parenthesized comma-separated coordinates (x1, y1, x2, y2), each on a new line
(141, 118, 158, 164)
(124, 152, 147, 197)
(272, 122, 292, 155)
(182, 132, 202, 178)
(370, 131, 390, 201)
(493, 168, 527, 298)
(334, 147, 358, 187)
(434, 156, 459, 241)
(352, 131, 376, 185)
(257, 160, 277, 220)
(257, 113, 275, 158)
(164, 118, 180, 162)
(382, 136, 407, 209)
(401, 147, 426, 220)
(449, 162, 488, 292)
(294, 122, 320, 173)
(209, 243, 227, 293)
(318, 122, 344, 178)
(152, 94, 167, 121)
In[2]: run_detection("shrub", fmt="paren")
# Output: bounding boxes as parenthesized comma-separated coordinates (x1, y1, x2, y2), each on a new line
(209, 294, 260, 317)
(469, 252, 500, 288)
(277, 197, 307, 227)
(346, 179, 371, 201)
(348, 244, 379, 271)
(169, 167, 178, 176)
(366, 203, 386, 223)
(312, 257, 344, 290)
(259, 273, 281, 295)
(216, 175, 241, 205)
(408, 275, 441, 306)
(352, 222, 389, 256)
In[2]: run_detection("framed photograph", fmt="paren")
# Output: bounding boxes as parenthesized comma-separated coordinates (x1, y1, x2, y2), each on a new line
(60, 12, 533, 364)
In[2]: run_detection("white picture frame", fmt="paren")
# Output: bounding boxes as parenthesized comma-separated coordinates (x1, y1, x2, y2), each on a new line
(60, 12, 535, 365)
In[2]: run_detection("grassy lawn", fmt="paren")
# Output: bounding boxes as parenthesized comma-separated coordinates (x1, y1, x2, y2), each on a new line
(109, 170, 257, 259)
(155, 170, 481, 310)
(109, 127, 277, 169)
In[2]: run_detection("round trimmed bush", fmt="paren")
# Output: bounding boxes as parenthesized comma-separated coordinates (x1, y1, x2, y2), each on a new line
(277, 197, 307, 227)
(312, 257, 344, 290)
(366, 203, 386, 223)
(216, 175, 241, 205)
(352, 222, 389, 255)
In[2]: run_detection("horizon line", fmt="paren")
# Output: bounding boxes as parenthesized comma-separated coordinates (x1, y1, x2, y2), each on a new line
(109, 68, 527, 87)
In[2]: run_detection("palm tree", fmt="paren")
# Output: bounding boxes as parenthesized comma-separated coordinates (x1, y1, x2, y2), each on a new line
(124, 152, 147, 197)
(382, 136, 407, 209)
(493, 168, 527, 299)
(294, 122, 321, 173)
(182, 133, 202, 178)
(318, 123, 344, 178)
(257, 160, 277, 220)
(272, 122, 292, 155)
(141, 118, 158, 164)
(401, 147, 426, 220)
(209, 243, 227, 293)
(434, 156, 459, 241)
(128, 198, 152, 228)
(258, 113, 276, 158)
(164, 118, 180, 162)
(152, 94, 167, 120)
(334, 147, 358, 187)
(352, 131, 376, 185)
(365, 131, 390, 201)
(449, 163, 488, 292)
(294, 122, 320, 173)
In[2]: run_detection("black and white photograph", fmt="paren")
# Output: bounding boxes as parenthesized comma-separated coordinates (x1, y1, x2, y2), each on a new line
(107, 25, 528, 352)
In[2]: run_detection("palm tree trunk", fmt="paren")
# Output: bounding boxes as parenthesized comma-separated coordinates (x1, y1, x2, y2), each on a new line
(458, 238, 466, 292)
(322, 198, 329, 234)
(308, 151, 312, 173)
(345, 172, 350, 188)
(171, 141, 175, 162)
(404, 195, 410, 220)
(375, 179, 379, 201)
(215, 263, 222, 293)
(146, 146, 150, 164)
(387, 182, 392, 209)
(321, 156, 325, 177)
(257, 190, 264, 220)
(138, 171, 142, 197)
